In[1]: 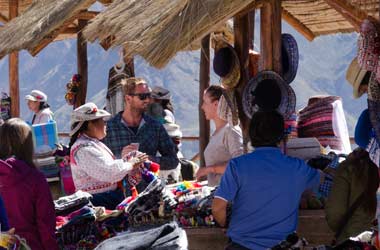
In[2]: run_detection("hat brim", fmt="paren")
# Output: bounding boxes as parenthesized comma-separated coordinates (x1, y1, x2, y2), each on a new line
(25, 95, 38, 101)
(281, 33, 299, 84)
(242, 70, 296, 119)
(215, 43, 241, 89)
(70, 110, 111, 136)
(346, 57, 369, 99)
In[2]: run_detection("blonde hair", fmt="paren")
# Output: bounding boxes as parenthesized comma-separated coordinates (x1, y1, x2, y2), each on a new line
(122, 77, 147, 95)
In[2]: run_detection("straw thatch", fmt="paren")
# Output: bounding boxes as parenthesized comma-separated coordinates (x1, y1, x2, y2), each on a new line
(84, 0, 256, 68)
(282, 0, 379, 39)
(0, 0, 95, 58)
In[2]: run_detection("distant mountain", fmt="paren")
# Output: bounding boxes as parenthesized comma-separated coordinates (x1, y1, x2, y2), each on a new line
(0, 21, 365, 158)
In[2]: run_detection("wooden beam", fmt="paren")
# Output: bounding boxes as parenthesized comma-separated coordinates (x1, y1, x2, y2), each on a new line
(75, 19, 88, 108)
(9, 0, 19, 117)
(0, 13, 8, 23)
(76, 10, 99, 20)
(236, 0, 265, 17)
(97, 0, 112, 5)
(282, 9, 315, 41)
(324, 0, 368, 32)
(234, 9, 254, 152)
(260, 0, 282, 74)
(199, 35, 210, 168)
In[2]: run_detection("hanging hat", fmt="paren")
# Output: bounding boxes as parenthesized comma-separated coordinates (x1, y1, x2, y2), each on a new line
(346, 57, 371, 98)
(213, 42, 241, 89)
(354, 109, 372, 149)
(368, 72, 380, 101)
(242, 70, 296, 119)
(25, 90, 47, 102)
(151, 86, 171, 100)
(281, 33, 299, 84)
(358, 17, 380, 73)
(70, 102, 111, 136)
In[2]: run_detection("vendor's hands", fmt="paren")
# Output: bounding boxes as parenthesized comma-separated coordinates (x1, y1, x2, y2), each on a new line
(127, 152, 148, 169)
(0, 228, 16, 248)
(196, 167, 210, 181)
(121, 143, 140, 159)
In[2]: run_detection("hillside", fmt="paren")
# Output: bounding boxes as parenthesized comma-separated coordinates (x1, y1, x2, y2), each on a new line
(0, 22, 364, 158)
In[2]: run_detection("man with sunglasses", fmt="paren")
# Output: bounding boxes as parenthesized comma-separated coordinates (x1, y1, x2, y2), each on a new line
(103, 77, 179, 194)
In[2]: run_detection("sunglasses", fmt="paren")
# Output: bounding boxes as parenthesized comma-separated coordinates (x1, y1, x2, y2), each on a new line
(129, 93, 151, 100)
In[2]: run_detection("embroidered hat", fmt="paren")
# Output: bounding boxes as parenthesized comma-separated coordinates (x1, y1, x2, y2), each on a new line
(242, 70, 296, 119)
(151, 86, 171, 100)
(70, 102, 111, 136)
(346, 57, 371, 98)
(25, 90, 47, 102)
(281, 33, 299, 84)
(368, 72, 380, 101)
(358, 17, 380, 73)
(213, 42, 241, 89)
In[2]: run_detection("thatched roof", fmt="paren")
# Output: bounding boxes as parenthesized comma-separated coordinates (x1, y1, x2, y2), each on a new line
(84, 0, 257, 69)
(282, 0, 378, 40)
(83, 0, 379, 68)
(0, 0, 96, 58)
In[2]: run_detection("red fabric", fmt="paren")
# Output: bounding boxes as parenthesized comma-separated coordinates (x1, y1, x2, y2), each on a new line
(0, 158, 58, 250)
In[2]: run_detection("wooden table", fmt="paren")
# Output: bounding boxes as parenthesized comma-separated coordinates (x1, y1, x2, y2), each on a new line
(184, 210, 333, 250)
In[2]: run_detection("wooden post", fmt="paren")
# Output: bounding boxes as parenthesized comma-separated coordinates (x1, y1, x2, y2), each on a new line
(260, 0, 282, 74)
(9, 0, 19, 117)
(199, 35, 210, 167)
(234, 10, 255, 151)
(75, 19, 88, 108)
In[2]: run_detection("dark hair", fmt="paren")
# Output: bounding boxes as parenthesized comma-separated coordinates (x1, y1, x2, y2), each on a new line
(39, 102, 50, 111)
(205, 85, 224, 102)
(69, 121, 89, 150)
(0, 118, 36, 168)
(249, 110, 284, 147)
(347, 148, 379, 214)
(158, 99, 174, 113)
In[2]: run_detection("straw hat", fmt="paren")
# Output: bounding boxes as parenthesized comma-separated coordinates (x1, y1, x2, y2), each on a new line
(213, 42, 241, 89)
(346, 57, 371, 98)
(242, 71, 296, 119)
(70, 102, 111, 136)
(25, 90, 47, 102)
(281, 33, 299, 84)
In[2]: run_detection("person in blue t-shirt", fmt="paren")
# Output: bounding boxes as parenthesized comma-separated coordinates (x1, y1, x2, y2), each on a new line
(212, 110, 320, 250)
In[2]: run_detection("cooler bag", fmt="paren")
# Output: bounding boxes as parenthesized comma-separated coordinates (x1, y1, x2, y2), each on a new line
(31, 120, 59, 155)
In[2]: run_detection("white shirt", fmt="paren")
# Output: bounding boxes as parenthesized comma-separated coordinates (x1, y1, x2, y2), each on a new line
(32, 108, 54, 125)
(70, 134, 134, 194)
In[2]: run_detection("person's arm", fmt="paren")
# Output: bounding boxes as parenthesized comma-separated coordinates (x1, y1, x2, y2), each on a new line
(74, 142, 135, 182)
(325, 161, 350, 232)
(35, 176, 59, 250)
(196, 162, 228, 180)
(153, 124, 179, 170)
(212, 197, 228, 227)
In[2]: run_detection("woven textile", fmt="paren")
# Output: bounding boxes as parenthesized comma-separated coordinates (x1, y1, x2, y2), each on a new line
(298, 96, 351, 154)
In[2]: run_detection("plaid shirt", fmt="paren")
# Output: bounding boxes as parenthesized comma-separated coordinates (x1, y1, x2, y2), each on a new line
(103, 112, 179, 170)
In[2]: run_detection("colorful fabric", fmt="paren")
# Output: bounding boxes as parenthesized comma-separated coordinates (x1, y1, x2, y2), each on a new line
(70, 134, 134, 194)
(103, 112, 179, 170)
(0, 157, 58, 250)
(318, 153, 346, 198)
(215, 147, 319, 250)
(298, 96, 351, 154)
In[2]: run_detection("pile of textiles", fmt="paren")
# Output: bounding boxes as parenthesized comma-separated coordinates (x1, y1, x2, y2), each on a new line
(297, 96, 351, 154)
(54, 191, 128, 249)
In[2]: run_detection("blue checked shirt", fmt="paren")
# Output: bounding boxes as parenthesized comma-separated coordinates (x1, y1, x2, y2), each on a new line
(103, 112, 179, 170)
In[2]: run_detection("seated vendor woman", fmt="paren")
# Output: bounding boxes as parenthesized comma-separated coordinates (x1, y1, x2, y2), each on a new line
(69, 103, 147, 209)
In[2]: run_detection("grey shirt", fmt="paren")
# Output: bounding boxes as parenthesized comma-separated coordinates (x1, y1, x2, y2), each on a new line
(204, 124, 244, 187)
